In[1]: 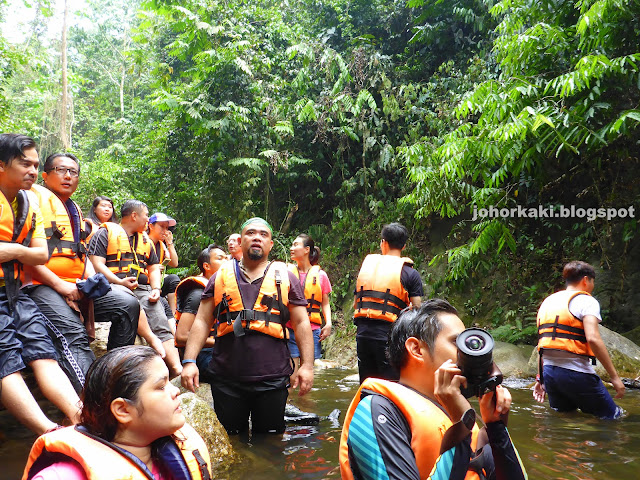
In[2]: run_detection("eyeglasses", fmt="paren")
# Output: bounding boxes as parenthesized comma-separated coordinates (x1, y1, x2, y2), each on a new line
(47, 166, 79, 177)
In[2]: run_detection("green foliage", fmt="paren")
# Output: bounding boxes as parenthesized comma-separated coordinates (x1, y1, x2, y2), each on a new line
(402, 0, 640, 284)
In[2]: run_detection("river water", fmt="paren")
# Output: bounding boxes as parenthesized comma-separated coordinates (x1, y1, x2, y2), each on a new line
(222, 369, 640, 479)
(3, 368, 640, 479)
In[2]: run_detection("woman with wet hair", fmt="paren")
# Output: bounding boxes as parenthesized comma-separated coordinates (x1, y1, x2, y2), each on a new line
(23, 345, 212, 480)
(288, 234, 332, 376)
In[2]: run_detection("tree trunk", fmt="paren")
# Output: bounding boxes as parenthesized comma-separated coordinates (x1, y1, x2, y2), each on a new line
(60, 0, 70, 149)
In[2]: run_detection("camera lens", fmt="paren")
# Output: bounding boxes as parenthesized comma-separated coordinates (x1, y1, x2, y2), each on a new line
(465, 335, 485, 351)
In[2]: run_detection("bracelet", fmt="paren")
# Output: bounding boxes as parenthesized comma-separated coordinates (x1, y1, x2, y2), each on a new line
(535, 374, 541, 383)
(181, 359, 197, 365)
(166, 243, 173, 246)
(151, 287, 161, 291)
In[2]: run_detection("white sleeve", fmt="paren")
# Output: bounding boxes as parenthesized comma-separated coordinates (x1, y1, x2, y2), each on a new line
(568, 294, 602, 322)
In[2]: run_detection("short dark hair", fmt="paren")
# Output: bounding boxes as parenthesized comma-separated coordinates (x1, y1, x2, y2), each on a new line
(89, 196, 118, 224)
(121, 199, 146, 219)
(43, 152, 79, 173)
(197, 244, 224, 274)
(80, 346, 160, 441)
(563, 261, 596, 285)
(297, 233, 320, 265)
(0, 133, 37, 165)
(381, 222, 409, 250)
(387, 299, 459, 370)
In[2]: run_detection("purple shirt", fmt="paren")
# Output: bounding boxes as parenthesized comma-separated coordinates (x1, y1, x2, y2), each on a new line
(202, 260, 306, 382)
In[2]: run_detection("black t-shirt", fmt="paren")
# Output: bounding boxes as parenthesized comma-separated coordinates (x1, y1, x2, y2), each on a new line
(88, 227, 159, 285)
(178, 286, 204, 315)
(355, 264, 424, 341)
(201, 260, 307, 383)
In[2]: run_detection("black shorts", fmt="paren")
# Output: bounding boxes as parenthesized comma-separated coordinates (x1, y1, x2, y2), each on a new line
(0, 287, 57, 379)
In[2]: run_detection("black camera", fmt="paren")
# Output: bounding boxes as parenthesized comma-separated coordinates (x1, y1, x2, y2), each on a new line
(456, 328, 503, 398)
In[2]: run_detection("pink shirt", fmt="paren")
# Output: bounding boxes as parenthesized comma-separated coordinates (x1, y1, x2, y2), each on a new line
(287, 268, 332, 330)
(32, 459, 167, 480)
(32, 461, 86, 480)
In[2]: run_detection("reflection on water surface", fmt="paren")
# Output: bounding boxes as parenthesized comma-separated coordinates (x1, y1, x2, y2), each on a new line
(2, 369, 639, 479)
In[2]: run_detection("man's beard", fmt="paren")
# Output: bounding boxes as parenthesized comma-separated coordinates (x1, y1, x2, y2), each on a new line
(248, 248, 264, 261)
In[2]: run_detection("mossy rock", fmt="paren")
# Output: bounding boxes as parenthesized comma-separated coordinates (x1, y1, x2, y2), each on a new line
(178, 392, 238, 476)
(622, 326, 640, 346)
(493, 342, 536, 377)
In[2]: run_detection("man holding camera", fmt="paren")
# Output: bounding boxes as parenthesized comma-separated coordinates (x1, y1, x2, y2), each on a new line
(534, 260, 624, 419)
(340, 300, 527, 480)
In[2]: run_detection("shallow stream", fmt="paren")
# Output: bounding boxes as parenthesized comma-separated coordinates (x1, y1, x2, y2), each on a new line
(2, 368, 640, 479)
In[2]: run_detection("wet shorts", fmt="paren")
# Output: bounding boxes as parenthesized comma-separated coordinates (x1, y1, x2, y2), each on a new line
(0, 287, 58, 379)
(543, 364, 622, 419)
(287, 327, 322, 360)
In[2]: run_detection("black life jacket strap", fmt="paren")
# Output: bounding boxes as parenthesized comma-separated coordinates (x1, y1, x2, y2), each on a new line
(192, 449, 211, 480)
(354, 300, 403, 317)
(354, 289, 408, 310)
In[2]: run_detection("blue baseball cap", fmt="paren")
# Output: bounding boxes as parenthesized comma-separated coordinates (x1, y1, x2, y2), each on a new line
(149, 212, 176, 227)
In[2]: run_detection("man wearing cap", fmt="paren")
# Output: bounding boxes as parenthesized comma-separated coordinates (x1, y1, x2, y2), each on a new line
(181, 217, 314, 436)
(147, 212, 180, 315)
(88, 200, 182, 378)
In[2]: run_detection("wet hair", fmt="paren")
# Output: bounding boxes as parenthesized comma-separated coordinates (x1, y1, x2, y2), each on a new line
(297, 233, 320, 265)
(381, 222, 409, 250)
(89, 196, 118, 224)
(121, 199, 147, 219)
(197, 243, 225, 274)
(563, 260, 596, 285)
(80, 346, 160, 441)
(387, 299, 458, 370)
(0, 133, 37, 165)
(43, 152, 79, 173)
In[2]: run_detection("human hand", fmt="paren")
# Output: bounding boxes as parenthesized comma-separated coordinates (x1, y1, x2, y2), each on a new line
(292, 364, 313, 396)
(148, 288, 160, 302)
(533, 381, 546, 403)
(319, 323, 332, 341)
(120, 277, 138, 290)
(612, 377, 625, 399)
(57, 281, 82, 301)
(165, 230, 174, 244)
(434, 359, 473, 422)
(181, 363, 199, 392)
(479, 385, 511, 425)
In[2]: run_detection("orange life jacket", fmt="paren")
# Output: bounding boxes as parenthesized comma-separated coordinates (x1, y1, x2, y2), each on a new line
(537, 289, 596, 360)
(212, 260, 290, 340)
(340, 378, 480, 480)
(28, 184, 88, 283)
(0, 190, 36, 299)
(84, 219, 99, 244)
(154, 239, 171, 266)
(353, 254, 413, 322)
(22, 423, 212, 480)
(175, 275, 210, 348)
(102, 222, 153, 279)
(288, 264, 323, 325)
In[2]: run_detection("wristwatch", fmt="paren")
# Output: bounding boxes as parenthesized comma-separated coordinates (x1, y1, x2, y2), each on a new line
(461, 408, 476, 431)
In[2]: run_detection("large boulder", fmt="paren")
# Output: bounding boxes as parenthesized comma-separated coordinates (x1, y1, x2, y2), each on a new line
(493, 341, 536, 378)
(178, 390, 238, 475)
(527, 325, 640, 380)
